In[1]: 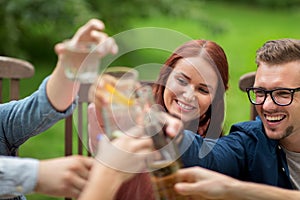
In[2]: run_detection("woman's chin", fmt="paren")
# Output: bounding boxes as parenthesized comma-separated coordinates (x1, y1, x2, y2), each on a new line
(181, 115, 199, 124)
(169, 110, 199, 124)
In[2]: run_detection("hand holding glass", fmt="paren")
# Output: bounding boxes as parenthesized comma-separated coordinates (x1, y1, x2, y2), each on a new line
(100, 67, 139, 140)
(62, 40, 101, 83)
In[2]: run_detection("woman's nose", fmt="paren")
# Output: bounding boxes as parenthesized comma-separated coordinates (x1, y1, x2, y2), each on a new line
(182, 85, 195, 101)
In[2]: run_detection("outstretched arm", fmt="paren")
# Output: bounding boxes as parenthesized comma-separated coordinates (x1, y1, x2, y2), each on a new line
(47, 19, 118, 112)
(0, 155, 93, 199)
(79, 112, 183, 200)
(175, 166, 300, 200)
(35, 156, 93, 198)
(78, 132, 153, 200)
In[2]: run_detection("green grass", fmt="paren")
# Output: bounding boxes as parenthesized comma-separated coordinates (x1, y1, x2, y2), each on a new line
(16, 2, 300, 200)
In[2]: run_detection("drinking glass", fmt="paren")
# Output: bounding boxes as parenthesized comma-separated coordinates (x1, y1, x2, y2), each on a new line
(62, 40, 101, 83)
(100, 66, 140, 140)
(137, 86, 188, 200)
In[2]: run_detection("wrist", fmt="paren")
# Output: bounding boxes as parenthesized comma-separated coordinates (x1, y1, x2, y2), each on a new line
(224, 178, 243, 199)
(92, 161, 124, 189)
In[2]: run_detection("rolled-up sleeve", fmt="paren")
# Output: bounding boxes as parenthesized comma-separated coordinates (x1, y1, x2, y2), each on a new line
(0, 156, 39, 198)
(0, 76, 77, 155)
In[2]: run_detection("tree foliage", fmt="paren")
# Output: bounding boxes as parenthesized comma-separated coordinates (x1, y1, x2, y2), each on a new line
(0, 0, 96, 62)
(0, 0, 223, 63)
(87, 0, 207, 32)
(210, 0, 300, 8)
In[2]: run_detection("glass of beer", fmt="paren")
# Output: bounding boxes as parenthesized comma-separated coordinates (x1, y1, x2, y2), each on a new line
(137, 86, 188, 200)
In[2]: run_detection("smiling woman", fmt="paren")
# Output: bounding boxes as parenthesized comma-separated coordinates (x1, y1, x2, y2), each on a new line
(113, 39, 230, 200)
(153, 39, 229, 138)
(163, 57, 218, 133)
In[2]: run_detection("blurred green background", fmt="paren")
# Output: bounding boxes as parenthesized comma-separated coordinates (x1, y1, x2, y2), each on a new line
(1, 0, 300, 199)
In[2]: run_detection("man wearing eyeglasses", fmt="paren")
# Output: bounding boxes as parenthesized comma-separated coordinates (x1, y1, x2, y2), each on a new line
(177, 39, 300, 191)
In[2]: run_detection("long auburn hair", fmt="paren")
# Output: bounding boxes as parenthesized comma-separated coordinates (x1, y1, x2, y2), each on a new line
(152, 40, 229, 137)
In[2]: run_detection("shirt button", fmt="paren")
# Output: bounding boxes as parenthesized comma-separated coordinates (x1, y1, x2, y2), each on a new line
(16, 186, 23, 193)
(282, 167, 285, 172)
(278, 145, 281, 150)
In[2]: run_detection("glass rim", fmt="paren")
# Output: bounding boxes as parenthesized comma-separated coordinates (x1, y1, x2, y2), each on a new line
(102, 66, 139, 79)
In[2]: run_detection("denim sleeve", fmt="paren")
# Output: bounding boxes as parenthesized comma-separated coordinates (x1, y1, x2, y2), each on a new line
(178, 130, 212, 167)
(0, 156, 39, 198)
(0, 76, 77, 155)
(178, 130, 198, 159)
(178, 130, 246, 178)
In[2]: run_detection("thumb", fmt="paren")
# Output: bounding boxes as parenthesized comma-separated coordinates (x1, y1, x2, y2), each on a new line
(54, 42, 66, 55)
(174, 182, 199, 195)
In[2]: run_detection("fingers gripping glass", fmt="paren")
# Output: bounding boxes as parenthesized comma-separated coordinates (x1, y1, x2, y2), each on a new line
(246, 87, 300, 106)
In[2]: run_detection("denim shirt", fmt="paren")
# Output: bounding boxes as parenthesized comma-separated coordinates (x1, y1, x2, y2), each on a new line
(179, 117, 293, 189)
(0, 77, 76, 199)
(0, 77, 75, 156)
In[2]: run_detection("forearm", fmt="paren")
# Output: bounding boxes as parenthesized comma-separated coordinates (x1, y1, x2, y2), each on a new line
(47, 18, 117, 112)
(46, 58, 80, 112)
(78, 162, 123, 200)
(228, 180, 300, 200)
(0, 78, 75, 154)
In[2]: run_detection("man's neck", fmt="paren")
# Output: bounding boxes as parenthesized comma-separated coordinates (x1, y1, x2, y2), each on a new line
(280, 134, 300, 153)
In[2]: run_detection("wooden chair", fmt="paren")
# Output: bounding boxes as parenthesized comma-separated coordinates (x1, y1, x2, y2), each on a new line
(0, 56, 35, 103)
(64, 83, 92, 200)
(0, 56, 34, 157)
(238, 71, 257, 120)
(65, 83, 93, 157)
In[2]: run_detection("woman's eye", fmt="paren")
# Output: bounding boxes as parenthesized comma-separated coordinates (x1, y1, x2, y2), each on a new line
(197, 87, 209, 94)
(176, 77, 188, 85)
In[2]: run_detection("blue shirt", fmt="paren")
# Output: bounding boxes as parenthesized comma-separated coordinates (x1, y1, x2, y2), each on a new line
(179, 117, 293, 189)
(0, 77, 75, 156)
(0, 77, 76, 200)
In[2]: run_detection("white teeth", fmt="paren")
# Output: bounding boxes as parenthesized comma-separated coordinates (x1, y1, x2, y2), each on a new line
(177, 101, 193, 110)
(265, 115, 284, 121)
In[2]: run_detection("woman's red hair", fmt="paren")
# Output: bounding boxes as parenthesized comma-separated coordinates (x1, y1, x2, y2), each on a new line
(153, 40, 229, 137)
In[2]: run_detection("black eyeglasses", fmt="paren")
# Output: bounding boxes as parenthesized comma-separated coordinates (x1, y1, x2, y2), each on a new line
(246, 87, 300, 106)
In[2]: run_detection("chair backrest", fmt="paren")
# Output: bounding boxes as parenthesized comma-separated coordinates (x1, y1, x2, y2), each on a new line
(65, 83, 92, 157)
(0, 56, 35, 103)
(64, 83, 93, 200)
(238, 71, 257, 120)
